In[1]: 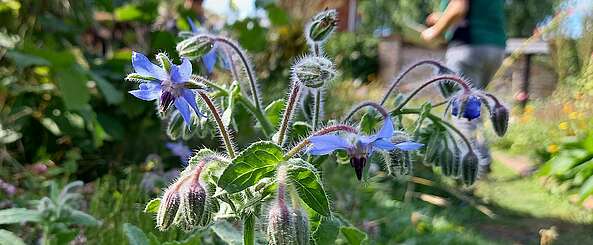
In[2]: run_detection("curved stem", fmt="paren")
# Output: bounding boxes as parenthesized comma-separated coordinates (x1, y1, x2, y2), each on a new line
(285, 124, 358, 159)
(380, 60, 448, 105)
(213, 37, 263, 113)
(394, 108, 474, 153)
(277, 83, 302, 145)
(312, 89, 322, 130)
(343, 101, 389, 122)
(197, 91, 236, 158)
(392, 75, 471, 113)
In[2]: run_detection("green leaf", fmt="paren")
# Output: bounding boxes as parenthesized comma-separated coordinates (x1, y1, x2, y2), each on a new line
(313, 216, 340, 244)
(0, 208, 42, 224)
(0, 229, 25, 245)
(579, 176, 593, 202)
(91, 72, 124, 105)
(265, 5, 290, 26)
(286, 159, 330, 216)
(6, 51, 50, 70)
(55, 65, 90, 111)
(123, 223, 149, 245)
(265, 99, 285, 128)
(340, 226, 368, 245)
(210, 221, 243, 245)
(67, 209, 101, 226)
(144, 198, 161, 214)
(218, 141, 284, 193)
(114, 4, 143, 22)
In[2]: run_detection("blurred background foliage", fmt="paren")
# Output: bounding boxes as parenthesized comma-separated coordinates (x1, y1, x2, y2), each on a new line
(1, 0, 593, 244)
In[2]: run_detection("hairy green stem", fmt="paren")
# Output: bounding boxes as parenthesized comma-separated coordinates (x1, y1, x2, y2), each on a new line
(277, 83, 302, 145)
(243, 213, 255, 245)
(380, 59, 448, 105)
(197, 91, 236, 158)
(214, 37, 263, 113)
(312, 89, 322, 130)
(392, 75, 471, 114)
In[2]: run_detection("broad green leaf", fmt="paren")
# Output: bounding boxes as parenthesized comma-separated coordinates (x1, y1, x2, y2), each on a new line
(144, 198, 161, 214)
(340, 226, 368, 245)
(67, 209, 101, 226)
(313, 216, 340, 244)
(265, 99, 285, 127)
(6, 51, 49, 70)
(114, 4, 143, 21)
(548, 149, 590, 175)
(0, 229, 25, 245)
(286, 159, 330, 216)
(55, 65, 90, 110)
(123, 223, 149, 245)
(218, 141, 284, 193)
(91, 72, 124, 105)
(0, 208, 41, 224)
(162, 232, 202, 245)
(579, 176, 593, 202)
(210, 221, 243, 245)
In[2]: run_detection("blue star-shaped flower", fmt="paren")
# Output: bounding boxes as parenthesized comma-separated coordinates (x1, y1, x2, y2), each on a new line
(128, 52, 204, 124)
(451, 95, 481, 120)
(308, 118, 423, 180)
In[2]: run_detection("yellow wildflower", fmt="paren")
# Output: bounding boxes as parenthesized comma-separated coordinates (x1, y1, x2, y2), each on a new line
(558, 122, 569, 130)
(547, 144, 559, 153)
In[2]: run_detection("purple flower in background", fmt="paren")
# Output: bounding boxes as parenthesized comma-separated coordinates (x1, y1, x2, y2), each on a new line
(451, 95, 481, 120)
(308, 118, 423, 180)
(166, 142, 192, 165)
(128, 52, 205, 124)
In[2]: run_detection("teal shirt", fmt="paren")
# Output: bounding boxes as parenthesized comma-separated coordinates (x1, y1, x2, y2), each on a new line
(440, 0, 507, 47)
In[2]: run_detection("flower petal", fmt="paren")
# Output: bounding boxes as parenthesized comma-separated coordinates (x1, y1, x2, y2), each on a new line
(174, 98, 192, 125)
(308, 135, 352, 155)
(178, 58, 192, 82)
(395, 141, 424, 151)
(132, 51, 167, 80)
(187, 17, 200, 33)
(372, 139, 396, 151)
(170, 64, 183, 84)
(182, 90, 205, 118)
(202, 48, 217, 74)
(128, 83, 161, 101)
(375, 117, 395, 139)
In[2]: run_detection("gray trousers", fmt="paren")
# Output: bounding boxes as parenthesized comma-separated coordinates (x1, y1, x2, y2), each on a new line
(446, 45, 505, 172)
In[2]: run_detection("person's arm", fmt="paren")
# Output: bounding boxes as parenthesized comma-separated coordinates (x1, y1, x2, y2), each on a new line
(421, 0, 468, 42)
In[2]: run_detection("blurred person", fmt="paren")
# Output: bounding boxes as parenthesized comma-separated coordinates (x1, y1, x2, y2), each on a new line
(421, 0, 507, 176)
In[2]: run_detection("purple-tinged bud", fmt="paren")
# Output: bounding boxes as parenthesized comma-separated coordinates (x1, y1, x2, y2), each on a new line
(292, 208, 310, 245)
(159, 90, 176, 113)
(291, 55, 336, 88)
(490, 104, 509, 137)
(179, 176, 207, 227)
(461, 151, 479, 186)
(156, 53, 173, 72)
(306, 9, 338, 43)
(267, 166, 297, 245)
(156, 184, 181, 231)
(176, 35, 215, 59)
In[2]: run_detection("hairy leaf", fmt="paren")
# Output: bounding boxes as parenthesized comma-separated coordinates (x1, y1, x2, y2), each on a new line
(0, 208, 42, 224)
(123, 223, 149, 245)
(144, 198, 161, 214)
(287, 159, 330, 216)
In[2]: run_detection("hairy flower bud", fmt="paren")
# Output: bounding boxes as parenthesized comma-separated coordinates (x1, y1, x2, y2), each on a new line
(440, 148, 455, 177)
(156, 185, 181, 231)
(292, 208, 310, 245)
(291, 55, 335, 88)
(490, 104, 509, 137)
(176, 35, 214, 59)
(388, 133, 413, 176)
(267, 201, 297, 245)
(461, 151, 479, 186)
(306, 9, 337, 43)
(179, 177, 207, 227)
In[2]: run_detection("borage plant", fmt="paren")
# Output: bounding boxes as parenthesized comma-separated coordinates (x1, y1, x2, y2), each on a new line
(124, 9, 509, 244)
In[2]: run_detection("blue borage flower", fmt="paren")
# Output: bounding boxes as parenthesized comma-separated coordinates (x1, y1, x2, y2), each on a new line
(451, 95, 481, 120)
(308, 117, 423, 180)
(128, 52, 205, 124)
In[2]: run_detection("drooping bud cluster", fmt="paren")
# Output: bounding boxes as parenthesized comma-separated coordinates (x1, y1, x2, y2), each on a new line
(305, 9, 338, 44)
(176, 35, 215, 59)
(387, 132, 413, 177)
(155, 159, 217, 231)
(291, 55, 336, 88)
